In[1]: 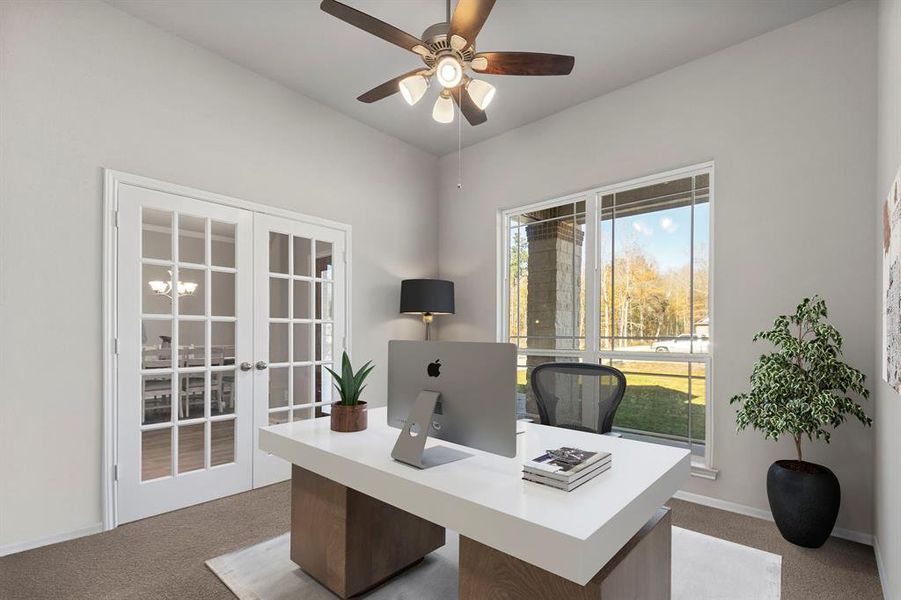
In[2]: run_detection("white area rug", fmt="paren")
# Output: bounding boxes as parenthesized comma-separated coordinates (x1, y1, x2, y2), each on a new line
(672, 527, 781, 599)
(207, 527, 781, 600)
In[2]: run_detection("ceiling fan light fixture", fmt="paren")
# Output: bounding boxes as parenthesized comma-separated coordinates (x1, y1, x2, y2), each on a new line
(466, 78, 496, 110)
(435, 56, 463, 88)
(432, 90, 455, 123)
(320, 0, 576, 127)
(399, 73, 429, 106)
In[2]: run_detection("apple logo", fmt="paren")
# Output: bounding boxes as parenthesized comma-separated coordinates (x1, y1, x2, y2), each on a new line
(427, 359, 441, 378)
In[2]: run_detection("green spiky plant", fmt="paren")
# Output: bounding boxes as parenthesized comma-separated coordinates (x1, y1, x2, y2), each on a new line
(729, 296, 872, 462)
(325, 351, 374, 406)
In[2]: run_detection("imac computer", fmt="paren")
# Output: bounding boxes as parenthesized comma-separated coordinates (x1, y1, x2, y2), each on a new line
(387, 340, 517, 469)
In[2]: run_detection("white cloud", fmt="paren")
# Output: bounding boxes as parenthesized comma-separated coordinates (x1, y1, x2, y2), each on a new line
(660, 216, 678, 233)
(632, 221, 653, 236)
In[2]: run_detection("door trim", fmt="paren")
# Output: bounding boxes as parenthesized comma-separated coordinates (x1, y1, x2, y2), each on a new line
(102, 169, 352, 531)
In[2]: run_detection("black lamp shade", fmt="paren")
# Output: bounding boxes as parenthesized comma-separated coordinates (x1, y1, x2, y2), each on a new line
(400, 279, 455, 315)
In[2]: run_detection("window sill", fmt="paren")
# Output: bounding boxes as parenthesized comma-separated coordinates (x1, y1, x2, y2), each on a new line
(691, 460, 718, 480)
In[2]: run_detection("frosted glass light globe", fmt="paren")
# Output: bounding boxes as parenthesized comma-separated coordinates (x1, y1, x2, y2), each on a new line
(435, 56, 463, 88)
(399, 74, 429, 106)
(466, 78, 496, 110)
(432, 92, 454, 123)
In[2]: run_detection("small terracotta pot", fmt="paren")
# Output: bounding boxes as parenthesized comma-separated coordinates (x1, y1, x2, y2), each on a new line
(330, 401, 368, 432)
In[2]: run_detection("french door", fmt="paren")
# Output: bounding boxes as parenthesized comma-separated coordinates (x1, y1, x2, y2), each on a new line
(115, 182, 346, 523)
(253, 214, 346, 487)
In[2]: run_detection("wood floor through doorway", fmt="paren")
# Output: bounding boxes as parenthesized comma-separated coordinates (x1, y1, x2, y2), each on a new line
(141, 423, 236, 480)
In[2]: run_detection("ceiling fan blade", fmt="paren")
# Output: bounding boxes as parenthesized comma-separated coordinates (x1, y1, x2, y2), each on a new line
(357, 69, 427, 103)
(471, 52, 575, 76)
(447, 0, 496, 51)
(320, 0, 429, 56)
(451, 86, 487, 126)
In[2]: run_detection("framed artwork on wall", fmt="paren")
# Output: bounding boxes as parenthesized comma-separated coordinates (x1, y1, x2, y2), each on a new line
(882, 165, 901, 393)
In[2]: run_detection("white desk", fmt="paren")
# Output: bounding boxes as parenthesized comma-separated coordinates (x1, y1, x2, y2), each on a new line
(260, 407, 690, 597)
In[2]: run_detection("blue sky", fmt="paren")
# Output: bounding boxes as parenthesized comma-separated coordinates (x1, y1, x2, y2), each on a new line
(601, 203, 710, 272)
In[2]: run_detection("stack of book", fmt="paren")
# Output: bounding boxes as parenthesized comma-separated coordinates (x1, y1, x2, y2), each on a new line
(523, 446, 612, 491)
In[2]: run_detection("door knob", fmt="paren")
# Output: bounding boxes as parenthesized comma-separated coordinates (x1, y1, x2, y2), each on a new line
(239, 361, 253, 372)
(255, 360, 269, 371)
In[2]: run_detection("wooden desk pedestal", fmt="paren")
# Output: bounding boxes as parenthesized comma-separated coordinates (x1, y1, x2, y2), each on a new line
(290, 466, 446, 598)
(291, 463, 670, 599)
(460, 507, 671, 600)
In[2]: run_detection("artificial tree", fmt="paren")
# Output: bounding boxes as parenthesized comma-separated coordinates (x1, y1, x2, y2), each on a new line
(730, 295, 871, 460)
(729, 295, 872, 547)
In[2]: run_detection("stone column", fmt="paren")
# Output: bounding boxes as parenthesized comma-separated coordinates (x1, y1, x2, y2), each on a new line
(524, 213, 584, 419)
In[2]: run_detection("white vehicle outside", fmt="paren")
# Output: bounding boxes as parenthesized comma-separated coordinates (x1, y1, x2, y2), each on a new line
(651, 334, 709, 353)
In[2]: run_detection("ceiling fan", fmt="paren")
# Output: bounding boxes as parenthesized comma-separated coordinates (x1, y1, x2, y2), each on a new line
(320, 0, 575, 126)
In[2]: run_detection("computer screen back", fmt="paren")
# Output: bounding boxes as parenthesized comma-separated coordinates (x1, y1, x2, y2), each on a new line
(387, 340, 517, 458)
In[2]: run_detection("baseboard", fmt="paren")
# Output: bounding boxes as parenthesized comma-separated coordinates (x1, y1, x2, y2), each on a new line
(0, 522, 103, 557)
(874, 536, 891, 600)
(672, 490, 873, 546)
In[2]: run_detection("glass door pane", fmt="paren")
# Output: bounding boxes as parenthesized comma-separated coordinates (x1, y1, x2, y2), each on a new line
(142, 210, 240, 474)
(253, 213, 346, 488)
(263, 231, 336, 425)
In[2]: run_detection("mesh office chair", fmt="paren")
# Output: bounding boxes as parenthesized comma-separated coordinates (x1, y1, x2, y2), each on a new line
(530, 363, 627, 435)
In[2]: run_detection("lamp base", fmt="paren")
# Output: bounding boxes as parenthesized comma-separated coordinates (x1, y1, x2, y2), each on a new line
(422, 314, 434, 341)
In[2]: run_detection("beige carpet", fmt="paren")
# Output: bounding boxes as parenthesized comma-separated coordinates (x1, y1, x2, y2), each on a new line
(207, 527, 781, 600)
(0, 486, 882, 600)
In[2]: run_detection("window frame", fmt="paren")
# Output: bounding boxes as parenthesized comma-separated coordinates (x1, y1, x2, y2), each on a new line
(497, 162, 717, 479)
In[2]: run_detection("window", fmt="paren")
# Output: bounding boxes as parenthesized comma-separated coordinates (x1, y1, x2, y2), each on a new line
(503, 165, 713, 471)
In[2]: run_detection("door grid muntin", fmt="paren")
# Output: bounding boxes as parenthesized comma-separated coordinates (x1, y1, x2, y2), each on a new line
(266, 232, 336, 426)
(140, 208, 238, 481)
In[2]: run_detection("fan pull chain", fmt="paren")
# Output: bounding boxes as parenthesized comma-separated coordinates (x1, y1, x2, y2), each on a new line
(457, 97, 463, 189)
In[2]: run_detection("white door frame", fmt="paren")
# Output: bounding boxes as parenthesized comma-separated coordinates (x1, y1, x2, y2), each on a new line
(102, 169, 352, 530)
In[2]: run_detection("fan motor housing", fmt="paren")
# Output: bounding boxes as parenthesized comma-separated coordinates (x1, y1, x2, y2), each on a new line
(420, 22, 474, 66)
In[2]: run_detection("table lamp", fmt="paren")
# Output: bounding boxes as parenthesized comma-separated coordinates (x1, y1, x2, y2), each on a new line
(400, 279, 455, 341)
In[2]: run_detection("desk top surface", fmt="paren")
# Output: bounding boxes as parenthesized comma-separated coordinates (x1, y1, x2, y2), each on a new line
(260, 407, 690, 585)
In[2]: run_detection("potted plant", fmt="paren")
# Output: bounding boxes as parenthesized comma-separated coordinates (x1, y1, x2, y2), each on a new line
(730, 296, 871, 548)
(326, 352, 374, 433)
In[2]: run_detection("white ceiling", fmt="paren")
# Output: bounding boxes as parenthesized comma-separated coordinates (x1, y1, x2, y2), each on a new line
(108, 0, 843, 156)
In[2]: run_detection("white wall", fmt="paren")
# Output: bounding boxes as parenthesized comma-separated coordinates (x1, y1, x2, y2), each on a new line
(437, 1, 877, 536)
(875, 0, 901, 595)
(0, 0, 887, 558)
(0, 1, 438, 549)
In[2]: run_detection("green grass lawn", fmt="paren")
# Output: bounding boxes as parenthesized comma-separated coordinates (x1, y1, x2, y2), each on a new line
(518, 360, 706, 442)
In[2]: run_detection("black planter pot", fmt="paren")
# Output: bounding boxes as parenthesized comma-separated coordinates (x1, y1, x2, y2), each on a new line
(766, 460, 840, 548)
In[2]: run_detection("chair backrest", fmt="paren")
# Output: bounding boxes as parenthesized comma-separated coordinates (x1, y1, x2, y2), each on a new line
(530, 363, 627, 435)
